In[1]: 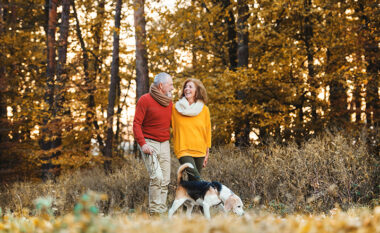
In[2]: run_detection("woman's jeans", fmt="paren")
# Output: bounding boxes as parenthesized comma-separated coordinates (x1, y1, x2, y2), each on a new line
(178, 156, 205, 181)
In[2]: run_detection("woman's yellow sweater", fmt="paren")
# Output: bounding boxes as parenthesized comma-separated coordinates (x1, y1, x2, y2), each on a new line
(171, 105, 211, 158)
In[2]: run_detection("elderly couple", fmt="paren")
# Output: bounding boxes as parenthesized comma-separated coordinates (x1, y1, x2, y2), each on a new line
(133, 72, 211, 216)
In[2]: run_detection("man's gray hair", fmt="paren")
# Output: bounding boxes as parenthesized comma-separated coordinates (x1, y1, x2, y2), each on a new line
(153, 72, 171, 86)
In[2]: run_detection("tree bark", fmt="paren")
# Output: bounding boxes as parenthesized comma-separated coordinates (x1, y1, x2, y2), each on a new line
(56, 0, 70, 113)
(234, 0, 250, 147)
(327, 48, 349, 128)
(222, 0, 237, 71)
(46, 0, 58, 115)
(0, 1, 8, 152)
(301, 0, 321, 131)
(356, 1, 379, 129)
(237, 0, 249, 68)
(40, 0, 58, 181)
(93, 0, 105, 78)
(354, 84, 362, 123)
(303, 0, 318, 125)
(104, 0, 122, 166)
(134, 0, 149, 101)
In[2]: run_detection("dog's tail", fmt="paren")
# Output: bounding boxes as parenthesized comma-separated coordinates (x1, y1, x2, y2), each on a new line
(177, 163, 194, 185)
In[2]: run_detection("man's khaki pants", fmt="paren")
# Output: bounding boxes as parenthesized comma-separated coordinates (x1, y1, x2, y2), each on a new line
(139, 139, 170, 214)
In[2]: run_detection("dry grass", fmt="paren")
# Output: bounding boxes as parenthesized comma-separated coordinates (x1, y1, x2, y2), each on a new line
(114, 207, 380, 233)
(0, 131, 378, 216)
(0, 158, 150, 215)
(203, 131, 379, 213)
(1, 205, 380, 233)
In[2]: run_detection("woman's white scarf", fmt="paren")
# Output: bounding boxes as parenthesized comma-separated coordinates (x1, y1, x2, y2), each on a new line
(175, 97, 204, 116)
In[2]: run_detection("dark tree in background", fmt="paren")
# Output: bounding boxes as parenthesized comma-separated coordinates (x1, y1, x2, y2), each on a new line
(39, 0, 59, 180)
(0, 1, 8, 158)
(105, 0, 122, 170)
(134, 0, 149, 101)
(222, 0, 237, 71)
(234, 0, 250, 147)
(39, 0, 70, 180)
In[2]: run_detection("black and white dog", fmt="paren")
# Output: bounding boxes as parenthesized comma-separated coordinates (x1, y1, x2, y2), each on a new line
(168, 163, 245, 219)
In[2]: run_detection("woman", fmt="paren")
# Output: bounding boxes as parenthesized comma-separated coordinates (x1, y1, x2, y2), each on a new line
(172, 78, 211, 181)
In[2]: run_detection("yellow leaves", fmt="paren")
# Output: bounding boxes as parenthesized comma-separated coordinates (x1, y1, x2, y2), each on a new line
(30, 216, 54, 231)
(297, 221, 312, 233)
(1, 207, 380, 232)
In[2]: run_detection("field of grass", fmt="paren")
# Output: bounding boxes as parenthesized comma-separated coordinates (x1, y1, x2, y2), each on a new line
(1, 200, 379, 233)
(0, 131, 379, 232)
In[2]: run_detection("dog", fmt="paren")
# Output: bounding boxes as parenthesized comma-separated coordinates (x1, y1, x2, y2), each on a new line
(168, 163, 245, 219)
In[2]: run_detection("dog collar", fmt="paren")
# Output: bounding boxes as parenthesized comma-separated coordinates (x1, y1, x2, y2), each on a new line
(216, 200, 223, 206)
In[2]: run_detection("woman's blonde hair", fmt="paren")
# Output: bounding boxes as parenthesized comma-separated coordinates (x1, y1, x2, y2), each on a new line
(180, 78, 208, 104)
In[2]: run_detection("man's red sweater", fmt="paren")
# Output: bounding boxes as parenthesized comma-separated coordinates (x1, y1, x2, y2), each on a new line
(133, 93, 172, 147)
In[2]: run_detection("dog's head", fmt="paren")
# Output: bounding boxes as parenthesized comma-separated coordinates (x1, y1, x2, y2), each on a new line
(224, 194, 245, 216)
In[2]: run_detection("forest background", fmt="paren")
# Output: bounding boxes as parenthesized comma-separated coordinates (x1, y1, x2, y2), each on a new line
(0, 0, 378, 213)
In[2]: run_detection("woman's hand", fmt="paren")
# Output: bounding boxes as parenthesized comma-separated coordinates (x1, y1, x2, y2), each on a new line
(203, 148, 209, 167)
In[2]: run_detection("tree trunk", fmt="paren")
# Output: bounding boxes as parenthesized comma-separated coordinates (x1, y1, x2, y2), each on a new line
(134, 0, 149, 101)
(294, 91, 307, 146)
(356, 0, 379, 174)
(43, 0, 70, 178)
(329, 80, 349, 127)
(40, 0, 58, 181)
(46, 0, 58, 115)
(93, 0, 105, 78)
(104, 0, 122, 169)
(303, 0, 318, 125)
(366, 76, 379, 127)
(221, 0, 237, 71)
(327, 48, 349, 128)
(354, 84, 362, 124)
(56, 0, 70, 113)
(356, 1, 379, 128)
(234, 0, 250, 147)
(114, 80, 121, 143)
(237, 0, 249, 68)
(0, 1, 8, 153)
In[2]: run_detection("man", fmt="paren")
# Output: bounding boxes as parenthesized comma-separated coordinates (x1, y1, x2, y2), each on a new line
(133, 72, 174, 215)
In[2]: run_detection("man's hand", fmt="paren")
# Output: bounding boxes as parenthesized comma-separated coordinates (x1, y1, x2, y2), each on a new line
(141, 144, 153, 155)
(203, 148, 209, 167)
